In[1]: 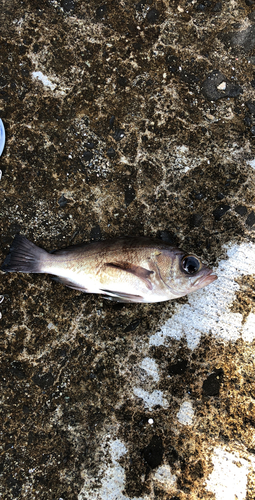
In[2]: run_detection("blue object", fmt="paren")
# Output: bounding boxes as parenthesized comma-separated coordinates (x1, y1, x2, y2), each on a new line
(0, 119, 5, 157)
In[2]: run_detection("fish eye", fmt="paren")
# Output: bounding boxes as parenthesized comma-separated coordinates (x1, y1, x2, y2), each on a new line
(181, 255, 201, 274)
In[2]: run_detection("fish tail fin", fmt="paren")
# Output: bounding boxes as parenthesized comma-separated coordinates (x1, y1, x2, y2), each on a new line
(1, 234, 48, 273)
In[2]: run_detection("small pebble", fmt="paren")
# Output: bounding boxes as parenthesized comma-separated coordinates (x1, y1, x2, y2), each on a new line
(217, 81, 226, 90)
(246, 211, 255, 227)
(109, 115, 115, 129)
(58, 194, 69, 208)
(90, 225, 102, 241)
(146, 8, 159, 23)
(213, 204, 230, 221)
(107, 147, 116, 158)
(85, 142, 95, 149)
(117, 76, 127, 87)
(213, 2, 222, 12)
(61, 0, 75, 12)
(113, 128, 125, 141)
(96, 4, 107, 18)
(82, 151, 93, 161)
(235, 205, 247, 216)
(195, 192, 204, 200)
(125, 185, 136, 206)
(246, 101, 255, 114)
(190, 213, 203, 228)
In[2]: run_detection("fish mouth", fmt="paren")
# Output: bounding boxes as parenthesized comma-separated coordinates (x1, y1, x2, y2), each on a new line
(193, 269, 217, 288)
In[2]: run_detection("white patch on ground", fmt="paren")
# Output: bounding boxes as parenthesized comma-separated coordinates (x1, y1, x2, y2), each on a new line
(247, 158, 255, 169)
(140, 357, 160, 382)
(99, 440, 128, 500)
(108, 440, 127, 462)
(153, 464, 177, 490)
(32, 71, 57, 90)
(205, 447, 250, 500)
(242, 313, 255, 342)
(133, 388, 169, 411)
(177, 400, 194, 426)
(172, 145, 192, 173)
(47, 322, 57, 330)
(149, 241, 255, 350)
(78, 439, 147, 500)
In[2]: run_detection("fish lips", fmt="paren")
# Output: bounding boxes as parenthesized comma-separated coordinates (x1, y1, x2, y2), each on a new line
(193, 268, 217, 289)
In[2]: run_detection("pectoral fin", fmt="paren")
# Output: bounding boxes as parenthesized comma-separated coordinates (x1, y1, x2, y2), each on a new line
(104, 262, 154, 290)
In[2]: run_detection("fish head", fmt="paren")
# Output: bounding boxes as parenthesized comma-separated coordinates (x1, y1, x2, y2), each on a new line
(155, 249, 217, 298)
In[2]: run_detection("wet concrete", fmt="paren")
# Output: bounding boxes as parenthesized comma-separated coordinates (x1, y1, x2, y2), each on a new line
(0, 0, 255, 499)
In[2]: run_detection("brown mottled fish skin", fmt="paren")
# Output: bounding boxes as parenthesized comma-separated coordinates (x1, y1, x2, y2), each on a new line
(1, 235, 217, 303)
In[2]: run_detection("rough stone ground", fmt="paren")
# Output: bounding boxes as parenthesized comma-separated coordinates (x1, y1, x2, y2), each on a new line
(0, 0, 255, 499)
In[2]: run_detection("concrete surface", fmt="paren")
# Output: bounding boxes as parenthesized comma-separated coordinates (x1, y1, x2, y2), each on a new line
(0, 0, 255, 499)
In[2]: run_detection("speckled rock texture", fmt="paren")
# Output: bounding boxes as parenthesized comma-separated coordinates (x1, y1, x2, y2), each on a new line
(1, 1, 255, 499)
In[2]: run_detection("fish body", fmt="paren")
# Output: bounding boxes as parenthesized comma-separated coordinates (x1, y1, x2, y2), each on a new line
(1, 235, 217, 303)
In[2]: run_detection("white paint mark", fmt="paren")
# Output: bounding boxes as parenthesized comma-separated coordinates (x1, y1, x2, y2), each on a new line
(140, 357, 160, 382)
(206, 447, 250, 500)
(177, 400, 194, 426)
(153, 464, 177, 490)
(148, 418, 154, 425)
(242, 313, 255, 342)
(247, 158, 255, 169)
(133, 388, 169, 411)
(109, 440, 127, 463)
(32, 71, 56, 90)
(78, 439, 145, 500)
(150, 242, 255, 350)
(100, 463, 128, 500)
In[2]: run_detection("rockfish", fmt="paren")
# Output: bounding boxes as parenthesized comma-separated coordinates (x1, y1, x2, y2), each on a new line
(1, 235, 217, 303)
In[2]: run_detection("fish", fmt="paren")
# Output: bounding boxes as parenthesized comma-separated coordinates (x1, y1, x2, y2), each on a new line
(1, 234, 217, 303)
